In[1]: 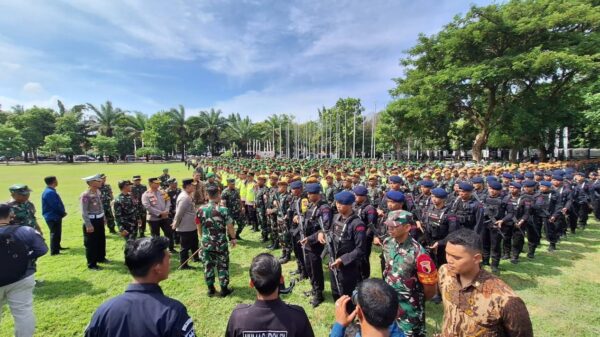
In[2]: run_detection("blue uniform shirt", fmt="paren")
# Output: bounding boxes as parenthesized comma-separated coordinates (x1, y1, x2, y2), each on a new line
(41, 186, 66, 222)
(85, 283, 196, 337)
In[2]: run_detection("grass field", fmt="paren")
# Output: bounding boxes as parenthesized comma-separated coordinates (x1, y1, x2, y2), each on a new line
(1, 163, 599, 337)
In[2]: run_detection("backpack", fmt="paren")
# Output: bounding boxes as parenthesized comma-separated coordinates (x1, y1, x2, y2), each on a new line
(0, 226, 30, 287)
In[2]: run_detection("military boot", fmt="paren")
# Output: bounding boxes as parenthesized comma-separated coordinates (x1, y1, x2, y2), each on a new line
(310, 292, 324, 307)
(548, 243, 556, 252)
(220, 286, 234, 297)
(207, 285, 217, 297)
(278, 249, 291, 264)
(526, 245, 536, 259)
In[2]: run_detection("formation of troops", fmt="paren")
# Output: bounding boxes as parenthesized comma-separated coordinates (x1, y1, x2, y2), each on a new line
(6, 157, 600, 336)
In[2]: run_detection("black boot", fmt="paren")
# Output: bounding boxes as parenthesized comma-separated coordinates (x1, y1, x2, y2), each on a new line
(482, 258, 490, 266)
(491, 265, 500, 274)
(266, 239, 275, 250)
(310, 292, 324, 307)
(527, 245, 536, 259)
(548, 243, 556, 252)
(220, 286, 234, 297)
(278, 250, 290, 264)
(207, 285, 217, 297)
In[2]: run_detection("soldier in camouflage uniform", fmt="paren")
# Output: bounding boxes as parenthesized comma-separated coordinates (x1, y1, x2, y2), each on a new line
(205, 172, 221, 194)
(8, 184, 42, 234)
(382, 209, 437, 337)
(265, 174, 280, 250)
(99, 174, 116, 234)
(197, 186, 237, 297)
(113, 180, 139, 241)
(274, 180, 293, 263)
(131, 175, 147, 237)
(159, 168, 170, 190)
(221, 179, 245, 239)
(166, 178, 182, 244)
(255, 175, 270, 243)
(367, 175, 383, 208)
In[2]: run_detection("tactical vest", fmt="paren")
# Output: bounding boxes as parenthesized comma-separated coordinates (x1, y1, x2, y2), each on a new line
(452, 198, 472, 225)
(331, 213, 359, 259)
(483, 195, 503, 221)
(424, 205, 446, 239)
(535, 192, 552, 217)
(304, 200, 328, 236)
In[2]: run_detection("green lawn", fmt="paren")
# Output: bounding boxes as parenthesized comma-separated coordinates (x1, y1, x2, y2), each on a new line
(1, 163, 599, 337)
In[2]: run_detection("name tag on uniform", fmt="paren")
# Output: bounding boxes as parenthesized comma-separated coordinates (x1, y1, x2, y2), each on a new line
(243, 332, 288, 337)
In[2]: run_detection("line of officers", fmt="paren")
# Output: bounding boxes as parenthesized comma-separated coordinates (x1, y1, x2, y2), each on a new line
(246, 167, 600, 308)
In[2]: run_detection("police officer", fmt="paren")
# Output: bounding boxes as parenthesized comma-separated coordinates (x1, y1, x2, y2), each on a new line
(113, 180, 139, 241)
(353, 185, 378, 279)
(197, 186, 237, 297)
(573, 172, 592, 230)
(142, 178, 175, 253)
(508, 181, 533, 264)
(551, 174, 572, 239)
(171, 178, 199, 270)
(321, 191, 366, 300)
(449, 182, 484, 233)
(221, 178, 245, 240)
(85, 237, 196, 337)
(8, 184, 42, 234)
(298, 183, 332, 307)
(99, 174, 116, 234)
(418, 187, 457, 269)
(131, 175, 147, 237)
(378, 176, 404, 213)
(80, 174, 108, 270)
(532, 181, 558, 255)
(480, 181, 508, 273)
(472, 176, 487, 201)
(591, 172, 600, 220)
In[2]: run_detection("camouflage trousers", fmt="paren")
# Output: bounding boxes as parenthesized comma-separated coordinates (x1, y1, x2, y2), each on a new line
(103, 203, 115, 230)
(120, 222, 138, 242)
(397, 300, 426, 337)
(277, 219, 291, 250)
(203, 249, 229, 288)
(231, 213, 245, 236)
(256, 207, 269, 239)
(268, 215, 279, 241)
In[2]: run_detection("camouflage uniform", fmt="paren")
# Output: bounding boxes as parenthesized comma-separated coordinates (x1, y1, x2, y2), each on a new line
(367, 185, 383, 208)
(100, 183, 116, 232)
(131, 183, 147, 236)
(255, 184, 269, 241)
(266, 186, 280, 246)
(205, 181, 221, 195)
(167, 187, 182, 244)
(159, 173, 170, 190)
(8, 200, 38, 229)
(197, 200, 233, 288)
(221, 187, 244, 236)
(382, 226, 428, 337)
(276, 191, 293, 257)
(113, 192, 138, 241)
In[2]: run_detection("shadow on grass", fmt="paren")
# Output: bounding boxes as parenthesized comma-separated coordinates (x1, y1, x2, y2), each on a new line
(35, 278, 104, 299)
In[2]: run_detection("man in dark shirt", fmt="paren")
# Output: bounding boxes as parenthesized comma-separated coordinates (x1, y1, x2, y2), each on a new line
(41, 176, 67, 255)
(85, 237, 195, 337)
(225, 253, 315, 337)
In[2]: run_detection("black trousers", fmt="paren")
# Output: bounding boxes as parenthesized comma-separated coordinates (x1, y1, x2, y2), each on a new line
(292, 231, 307, 277)
(512, 224, 527, 259)
(149, 218, 174, 250)
(179, 230, 199, 265)
(46, 219, 62, 254)
(482, 226, 502, 267)
(83, 217, 106, 267)
(330, 263, 360, 301)
(359, 235, 374, 280)
(306, 246, 324, 295)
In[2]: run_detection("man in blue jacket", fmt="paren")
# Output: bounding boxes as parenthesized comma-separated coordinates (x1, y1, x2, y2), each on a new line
(41, 176, 67, 255)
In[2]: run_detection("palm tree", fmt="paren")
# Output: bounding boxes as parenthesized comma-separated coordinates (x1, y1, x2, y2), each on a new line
(86, 101, 125, 137)
(57, 99, 86, 117)
(122, 112, 147, 156)
(167, 104, 187, 161)
(227, 113, 255, 155)
(187, 108, 227, 154)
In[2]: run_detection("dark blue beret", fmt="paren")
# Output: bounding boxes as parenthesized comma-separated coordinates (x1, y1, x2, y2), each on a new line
(523, 180, 537, 188)
(486, 176, 498, 182)
(290, 181, 303, 190)
(353, 185, 368, 196)
(471, 177, 484, 184)
(305, 183, 321, 194)
(552, 170, 564, 176)
(535, 171, 544, 177)
(565, 167, 575, 174)
(389, 175, 403, 184)
(431, 188, 448, 198)
(574, 172, 584, 177)
(488, 181, 503, 191)
(459, 182, 474, 192)
(502, 173, 513, 179)
(540, 181, 552, 187)
(524, 172, 534, 179)
(386, 190, 405, 203)
(335, 191, 356, 205)
(564, 174, 573, 180)
(544, 171, 553, 176)
(419, 180, 434, 188)
(551, 175, 563, 181)
(514, 173, 524, 180)
(509, 182, 522, 189)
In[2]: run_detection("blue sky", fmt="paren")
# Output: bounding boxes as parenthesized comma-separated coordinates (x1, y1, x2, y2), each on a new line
(0, 0, 493, 122)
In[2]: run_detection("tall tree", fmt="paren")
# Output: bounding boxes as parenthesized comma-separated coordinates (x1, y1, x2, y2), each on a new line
(167, 104, 188, 161)
(122, 111, 147, 155)
(86, 101, 125, 137)
(42, 134, 72, 161)
(144, 112, 175, 156)
(226, 113, 256, 155)
(8, 107, 56, 163)
(186, 108, 227, 154)
(0, 124, 26, 165)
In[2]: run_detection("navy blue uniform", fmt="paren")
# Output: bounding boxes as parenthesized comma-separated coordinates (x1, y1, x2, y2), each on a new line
(85, 283, 195, 337)
(225, 299, 315, 337)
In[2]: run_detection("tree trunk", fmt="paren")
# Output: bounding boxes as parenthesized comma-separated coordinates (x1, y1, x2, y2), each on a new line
(538, 146, 547, 162)
(509, 148, 518, 163)
(471, 127, 490, 162)
(24, 151, 29, 163)
(33, 150, 39, 164)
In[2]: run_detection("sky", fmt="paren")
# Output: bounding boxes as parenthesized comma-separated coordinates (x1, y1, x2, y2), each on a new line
(0, 0, 494, 122)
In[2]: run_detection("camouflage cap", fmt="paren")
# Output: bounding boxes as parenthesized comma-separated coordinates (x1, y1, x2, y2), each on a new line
(384, 210, 411, 227)
(9, 184, 32, 195)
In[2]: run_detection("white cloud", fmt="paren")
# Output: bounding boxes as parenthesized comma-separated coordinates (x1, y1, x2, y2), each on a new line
(22, 82, 44, 95)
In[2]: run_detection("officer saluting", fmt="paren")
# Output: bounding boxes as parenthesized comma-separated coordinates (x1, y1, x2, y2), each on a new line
(320, 191, 366, 301)
(298, 183, 332, 307)
(80, 174, 109, 270)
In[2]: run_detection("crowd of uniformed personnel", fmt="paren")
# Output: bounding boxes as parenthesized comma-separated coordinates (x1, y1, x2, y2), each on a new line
(5, 157, 600, 337)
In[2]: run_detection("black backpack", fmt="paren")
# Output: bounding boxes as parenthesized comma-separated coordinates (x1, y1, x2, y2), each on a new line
(0, 225, 30, 287)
